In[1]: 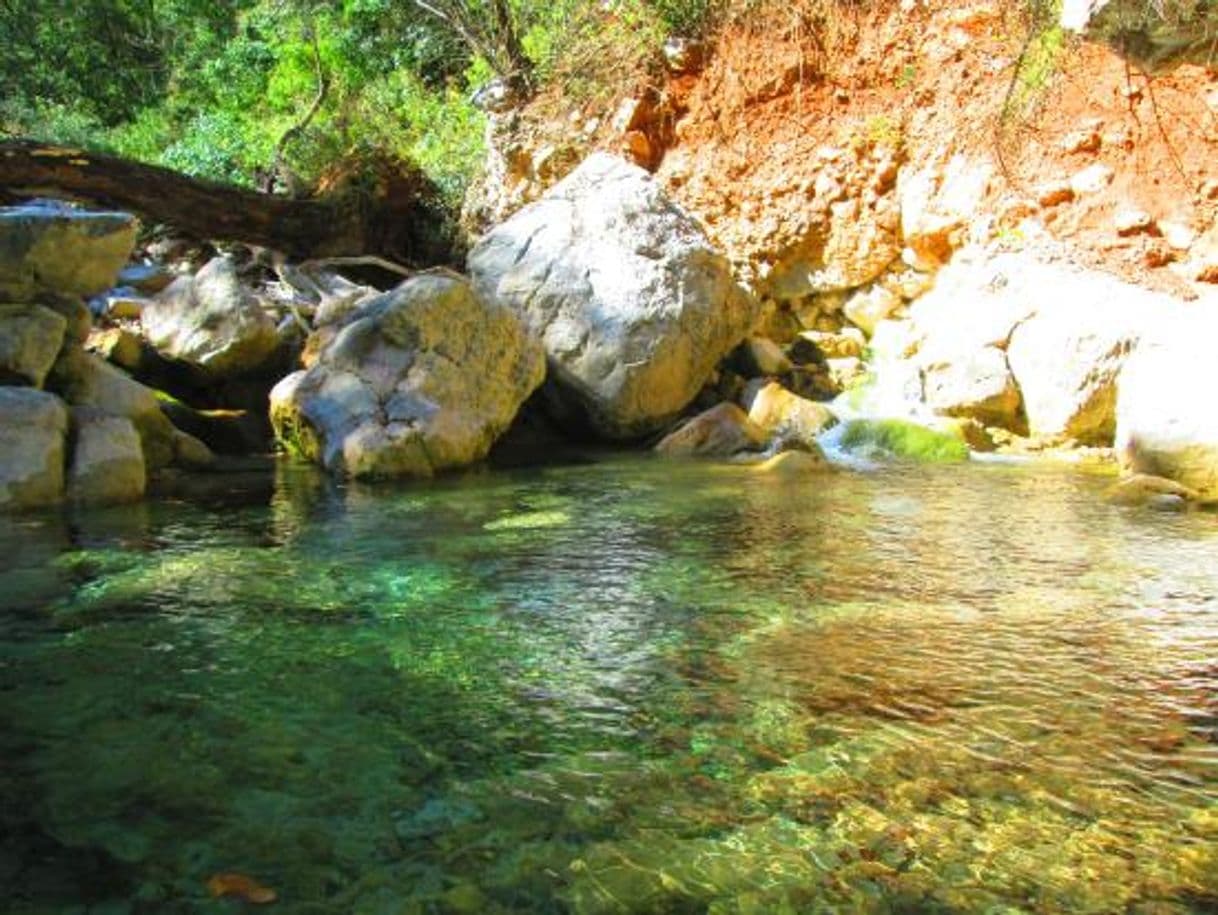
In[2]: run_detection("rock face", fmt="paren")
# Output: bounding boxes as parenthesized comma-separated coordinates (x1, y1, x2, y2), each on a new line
(142, 256, 280, 378)
(1116, 316, 1218, 501)
(766, 195, 902, 299)
(0, 304, 67, 387)
(468, 153, 754, 440)
(0, 204, 137, 299)
(270, 274, 544, 479)
(0, 387, 67, 510)
(67, 408, 146, 505)
(47, 348, 176, 469)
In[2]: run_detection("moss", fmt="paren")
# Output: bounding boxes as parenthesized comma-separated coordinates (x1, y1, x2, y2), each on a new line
(838, 418, 969, 463)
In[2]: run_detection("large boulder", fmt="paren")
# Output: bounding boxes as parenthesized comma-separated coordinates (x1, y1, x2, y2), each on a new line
(1116, 314, 1218, 501)
(47, 348, 176, 468)
(270, 274, 544, 478)
(468, 153, 755, 440)
(1006, 279, 1153, 444)
(141, 256, 280, 378)
(0, 204, 137, 299)
(903, 253, 1166, 441)
(0, 304, 67, 386)
(0, 387, 67, 510)
(67, 408, 146, 506)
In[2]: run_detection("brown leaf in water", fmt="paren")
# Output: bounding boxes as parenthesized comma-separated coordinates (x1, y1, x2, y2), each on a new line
(207, 872, 278, 904)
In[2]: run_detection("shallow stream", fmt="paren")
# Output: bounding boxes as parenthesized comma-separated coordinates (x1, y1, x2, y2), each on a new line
(2, 455, 1216, 913)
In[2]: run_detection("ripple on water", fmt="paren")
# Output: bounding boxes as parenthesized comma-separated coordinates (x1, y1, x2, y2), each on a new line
(0, 456, 1216, 913)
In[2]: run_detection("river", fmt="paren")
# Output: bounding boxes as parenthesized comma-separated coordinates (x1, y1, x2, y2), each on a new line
(2, 455, 1216, 912)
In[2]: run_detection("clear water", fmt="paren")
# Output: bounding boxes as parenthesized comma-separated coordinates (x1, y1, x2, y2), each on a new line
(2, 456, 1216, 914)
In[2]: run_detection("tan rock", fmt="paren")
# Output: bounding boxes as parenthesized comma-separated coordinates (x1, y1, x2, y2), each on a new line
(1070, 163, 1114, 196)
(1006, 285, 1151, 445)
(736, 337, 793, 376)
(0, 304, 67, 387)
(1106, 473, 1198, 506)
(0, 205, 137, 300)
(38, 294, 91, 345)
(622, 131, 653, 167)
(843, 284, 901, 336)
(765, 195, 902, 297)
(793, 328, 865, 360)
(47, 348, 176, 469)
(899, 154, 992, 268)
(827, 357, 867, 390)
(104, 295, 149, 320)
(1060, 128, 1101, 154)
(0, 387, 67, 510)
(656, 402, 768, 457)
(745, 381, 837, 448)
(1186, 222, 1218, 283)
(1114, 208, 1154, 236)
(1159, 221, 1196, 251)
(469, 154, 754, 440)
(67, 408, 146, 505)
(86, 327, 147, 372)
(922, 346, 1023, 430)
(1116, 317, 1218, 501)
(172, 429, 216, 469)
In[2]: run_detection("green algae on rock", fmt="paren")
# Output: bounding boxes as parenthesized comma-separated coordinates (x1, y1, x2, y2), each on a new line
(838, 417, 969, 462)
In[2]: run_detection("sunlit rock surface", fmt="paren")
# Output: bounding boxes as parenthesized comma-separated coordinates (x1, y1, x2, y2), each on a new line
(469, 153, 754, 440)
(271, 274, 544, 478)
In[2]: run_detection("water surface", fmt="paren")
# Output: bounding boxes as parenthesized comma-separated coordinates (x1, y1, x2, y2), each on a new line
(2, 456, 1216, 913)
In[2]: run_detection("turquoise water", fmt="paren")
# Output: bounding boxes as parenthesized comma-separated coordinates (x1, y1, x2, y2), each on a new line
(1, 456, 1216, 913)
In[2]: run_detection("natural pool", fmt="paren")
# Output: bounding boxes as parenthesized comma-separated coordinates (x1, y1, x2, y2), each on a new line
(1, 455, 1216, 913)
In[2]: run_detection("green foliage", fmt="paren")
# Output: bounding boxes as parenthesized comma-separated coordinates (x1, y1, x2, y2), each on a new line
(1086, 0, 1218, 71)
(0, 0, 783, 211)
(1002, 0, 1067, 119)
(2, 0, 487, 200)
(648, 0, 727, 37)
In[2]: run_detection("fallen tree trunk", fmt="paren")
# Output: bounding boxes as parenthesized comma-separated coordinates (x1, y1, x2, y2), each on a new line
(0, 139, 451, 264)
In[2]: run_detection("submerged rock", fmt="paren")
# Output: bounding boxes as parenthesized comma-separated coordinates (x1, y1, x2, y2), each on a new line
(0, 204, 137, 299)
(656, 402, 768, 458)
(270, 274, 543, 478)
(0, 387, 67, 510)
(469, 153, 754, 440)
(751, 449, 831, 475)
(1106, 472, 1197, 507)
(0, 304, 67, 387)
(142, 256, 280, 378)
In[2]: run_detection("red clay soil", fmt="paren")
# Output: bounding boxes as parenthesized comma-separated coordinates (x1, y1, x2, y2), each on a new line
(650, 0, 1218, 294)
